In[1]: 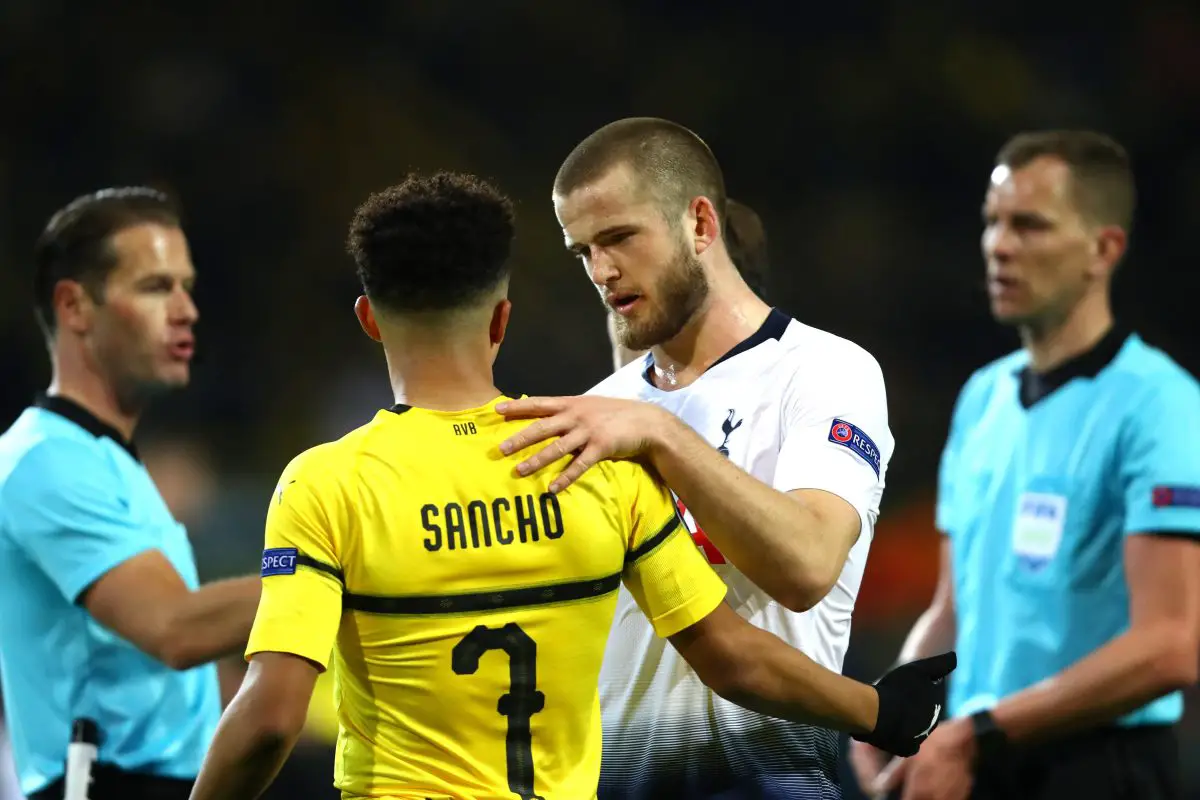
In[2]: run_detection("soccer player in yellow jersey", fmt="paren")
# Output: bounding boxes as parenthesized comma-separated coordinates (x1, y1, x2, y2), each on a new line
(189, 173, 955, 800)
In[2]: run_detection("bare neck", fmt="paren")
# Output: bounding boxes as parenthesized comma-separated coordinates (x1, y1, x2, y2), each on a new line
(383, 336, 502, 412)
(1021, 289, 1114, 373)
(48, 339, 140, 441)
(650, 277, 771, 390)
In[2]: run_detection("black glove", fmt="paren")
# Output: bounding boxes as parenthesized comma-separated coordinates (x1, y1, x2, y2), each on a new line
(851, 651, 957, 757)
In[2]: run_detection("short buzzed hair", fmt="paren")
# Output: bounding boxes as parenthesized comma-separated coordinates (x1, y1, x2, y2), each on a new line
(996, 130, 1136, 232)
(555, 117, 727, 228)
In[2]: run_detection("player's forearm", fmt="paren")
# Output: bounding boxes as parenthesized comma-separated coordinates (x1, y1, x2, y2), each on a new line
(647, 414, 838, 610)
(165, 576, 261, 670)
(716, 624, 878, 734)
(189, 731, 292, 800)
(189, 679, 304, 800)
(989, 623, 1198, 744)
(189, 671, 307, 800)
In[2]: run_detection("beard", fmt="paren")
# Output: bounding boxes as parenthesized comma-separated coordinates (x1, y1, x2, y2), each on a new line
(611, 244, 710, 353)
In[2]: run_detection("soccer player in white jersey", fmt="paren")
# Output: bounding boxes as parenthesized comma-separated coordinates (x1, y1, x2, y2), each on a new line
(499, 117, 897, 799)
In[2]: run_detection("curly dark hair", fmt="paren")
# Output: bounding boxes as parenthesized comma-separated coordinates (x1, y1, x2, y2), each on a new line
(346, 172, 516, 314)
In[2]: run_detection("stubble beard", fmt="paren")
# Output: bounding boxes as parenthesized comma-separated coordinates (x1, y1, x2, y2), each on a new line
(612, 247, 710, 353)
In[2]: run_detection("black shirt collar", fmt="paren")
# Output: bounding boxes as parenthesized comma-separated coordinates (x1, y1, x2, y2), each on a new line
(643, 308, 791, 386)
(1017, 325, 1132, 408)
(33, 393, 140, 460)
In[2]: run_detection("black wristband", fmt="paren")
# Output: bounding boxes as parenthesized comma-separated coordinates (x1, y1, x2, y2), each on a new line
(970, 710, 1008, 769)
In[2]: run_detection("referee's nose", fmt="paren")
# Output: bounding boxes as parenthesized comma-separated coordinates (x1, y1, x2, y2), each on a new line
(983, 222, 1018, 264)
(171, 285, 200, 326)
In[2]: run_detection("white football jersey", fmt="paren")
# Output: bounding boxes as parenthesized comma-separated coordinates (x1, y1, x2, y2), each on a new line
(591, 309, 894, 800)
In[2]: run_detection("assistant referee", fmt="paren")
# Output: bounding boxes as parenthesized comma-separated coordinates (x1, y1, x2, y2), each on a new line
(851, 131, 1200, 800)
(0, 189, 261, 800)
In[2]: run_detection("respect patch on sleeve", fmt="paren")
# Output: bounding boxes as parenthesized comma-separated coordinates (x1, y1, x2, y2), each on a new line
(261, 547, 299, 577)
(1152, 486, 1200, 509)
(828, 419, 881, 477)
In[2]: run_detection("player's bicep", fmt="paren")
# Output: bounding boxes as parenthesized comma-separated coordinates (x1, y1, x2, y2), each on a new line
(786, 488, 862, 552)
(772, 359, 892, 533)
(247, 557, 343, 670)
(245, 470, 345, 670)
(623, 521, 727, 638)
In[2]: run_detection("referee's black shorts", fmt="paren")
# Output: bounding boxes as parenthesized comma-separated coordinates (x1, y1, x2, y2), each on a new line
(29, 764, 193, 800)
(894, 724, 1180, 800)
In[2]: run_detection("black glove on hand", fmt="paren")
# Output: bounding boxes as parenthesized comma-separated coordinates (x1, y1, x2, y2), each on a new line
(851, 651, 957, 757)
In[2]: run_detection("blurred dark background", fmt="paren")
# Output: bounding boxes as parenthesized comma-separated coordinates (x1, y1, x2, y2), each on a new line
(1, 1, 1198, 797)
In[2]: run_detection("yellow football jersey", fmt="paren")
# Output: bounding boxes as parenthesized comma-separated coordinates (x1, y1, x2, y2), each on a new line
(246, 396, 727, 800)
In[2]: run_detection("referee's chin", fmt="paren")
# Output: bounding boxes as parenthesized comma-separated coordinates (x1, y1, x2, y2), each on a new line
(158, 367, 192, 389)
(131, 367, 192, 402)
(989, 305, 1037, 328)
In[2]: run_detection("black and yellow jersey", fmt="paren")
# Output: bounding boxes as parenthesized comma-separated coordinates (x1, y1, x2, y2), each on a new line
(246, 396, 727, 799)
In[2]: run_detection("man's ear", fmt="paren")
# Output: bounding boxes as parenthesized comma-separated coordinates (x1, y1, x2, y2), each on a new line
(688, 195, 721, 257)
(1092, 225, 1128, 280)
(54, 279, 95, 336)
(490, 298, 512, 347)
(354, 295, 382, 342)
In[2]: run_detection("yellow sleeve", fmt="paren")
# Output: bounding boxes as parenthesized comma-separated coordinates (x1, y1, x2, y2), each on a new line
(617, 462, 727, 638)
(245, 449, 344, 670)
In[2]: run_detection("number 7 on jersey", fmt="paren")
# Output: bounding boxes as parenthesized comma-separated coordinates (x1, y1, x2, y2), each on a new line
(453, 623, 546, 800)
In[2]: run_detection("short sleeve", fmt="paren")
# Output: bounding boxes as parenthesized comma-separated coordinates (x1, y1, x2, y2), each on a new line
(614, 462, 727, 638)
(1120, 376, 1200, 537)
(935, 375, 980, 538)
(2, 440, 158, 603)
(772, 349, 894, 533)
(245, 450, 345, 670)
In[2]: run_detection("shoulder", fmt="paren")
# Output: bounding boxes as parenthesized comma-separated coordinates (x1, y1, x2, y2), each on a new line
(776, 320, 886, 403)
(781, 321, 882, 379)
(1109, 336, 1198, 394)
(0, 420, 126, 540)
(1107, 336, 1200, 421)
(0, 415, 118, 497)
(601, 457, 654, 490)
(968, 348, 1026, 387)
(277, 439, 355, 496)
(955, 349, 1025, 413)
(587, 357, 651, 398)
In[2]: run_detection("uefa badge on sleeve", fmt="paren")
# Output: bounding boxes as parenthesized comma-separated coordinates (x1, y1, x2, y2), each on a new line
(827, 418, 881, 476)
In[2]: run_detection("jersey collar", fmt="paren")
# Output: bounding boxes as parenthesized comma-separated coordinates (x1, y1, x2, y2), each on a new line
(33, 393, 140, 460)
(642, 307, 791, 386)
(1017, 324, 1131, 408)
